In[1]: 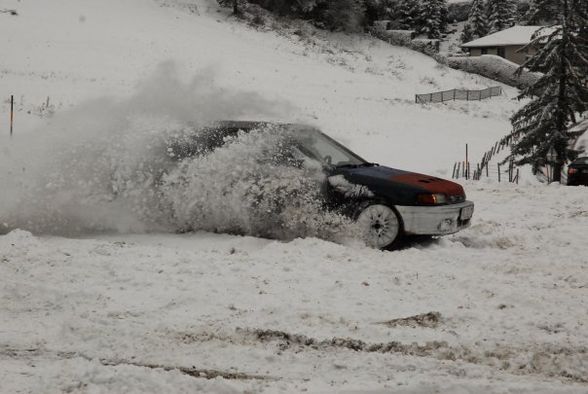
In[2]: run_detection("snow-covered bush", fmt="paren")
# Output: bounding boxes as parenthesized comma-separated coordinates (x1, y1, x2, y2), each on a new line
(236, 0, 366, 32)
(447, 54, 539, 88)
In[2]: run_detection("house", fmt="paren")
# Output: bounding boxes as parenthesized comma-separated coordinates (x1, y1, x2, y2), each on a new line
(461, 26, 547, 65)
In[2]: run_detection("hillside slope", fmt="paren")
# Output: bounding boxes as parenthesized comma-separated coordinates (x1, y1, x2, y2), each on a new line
(1, 0, 520, 174)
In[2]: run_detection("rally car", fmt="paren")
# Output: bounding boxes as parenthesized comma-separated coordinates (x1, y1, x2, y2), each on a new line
(168, 121, 474, 249)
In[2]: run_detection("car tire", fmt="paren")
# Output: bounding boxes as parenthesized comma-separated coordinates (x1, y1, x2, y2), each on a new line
(355, 201, 402, 250)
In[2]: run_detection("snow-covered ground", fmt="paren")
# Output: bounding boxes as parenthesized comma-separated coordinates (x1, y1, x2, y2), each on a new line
(1, 0, 587, 392)
(2, 183, 588, 393)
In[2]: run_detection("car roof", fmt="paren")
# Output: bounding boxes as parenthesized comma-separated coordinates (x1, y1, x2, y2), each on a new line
(208, 120, 271, 129)
(205, 120, 316, 131)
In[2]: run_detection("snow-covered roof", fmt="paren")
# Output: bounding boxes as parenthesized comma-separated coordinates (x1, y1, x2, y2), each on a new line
(462, 26, 546, 48)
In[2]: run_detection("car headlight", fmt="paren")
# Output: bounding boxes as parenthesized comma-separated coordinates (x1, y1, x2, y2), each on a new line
(417, 193, 447, 205)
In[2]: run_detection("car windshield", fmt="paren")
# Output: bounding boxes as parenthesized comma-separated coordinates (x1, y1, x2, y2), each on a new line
(291, 127, 368, 167)
(575, 157, 588, 165)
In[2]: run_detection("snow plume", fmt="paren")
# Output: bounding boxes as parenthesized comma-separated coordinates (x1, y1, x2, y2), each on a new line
(328, 174, 374, 198)
(162, 125, 354, 242)
(0, 63, 354, 243)
(0, 62, 286, 234)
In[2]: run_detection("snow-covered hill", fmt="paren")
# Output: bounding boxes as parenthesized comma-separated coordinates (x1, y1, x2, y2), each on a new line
(1, 0, 587, 393)
(1, 0, 521, 173)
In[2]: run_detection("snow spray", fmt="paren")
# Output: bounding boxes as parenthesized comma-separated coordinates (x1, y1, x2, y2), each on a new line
(0, 63, 354, 244)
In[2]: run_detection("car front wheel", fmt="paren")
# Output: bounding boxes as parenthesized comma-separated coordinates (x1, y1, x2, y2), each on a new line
(355, 203, 402, 250)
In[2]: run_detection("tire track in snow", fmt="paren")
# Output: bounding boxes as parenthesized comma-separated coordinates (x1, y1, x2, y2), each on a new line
(173, 328, 588, 384)
(0, 345, 277, 381)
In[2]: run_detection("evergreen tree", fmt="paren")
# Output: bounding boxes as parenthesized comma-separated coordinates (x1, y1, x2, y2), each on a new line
(509, 0, 588, 182)
(247, 0, 320, 16)
(467, 0, 489, 40)
(365, 0, 398, 24)
(217, 0, 241, 15)
(438, 0, 449, 33)
(522, 0, 558, 25)
(461, 21, 474, 43)
(382, 0, 400, 19)
(521, 0, 540, 24)
(323, 0, 366, 32)
(397, 0, 420, 30)
(419, 0, 446, 39)
(488, 0, 516, 32)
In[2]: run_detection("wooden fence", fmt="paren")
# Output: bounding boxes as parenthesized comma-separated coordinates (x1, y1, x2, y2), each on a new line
(416, 86, 502, 104)
(452, 133, 521, 184)
(452, 160, 519, 183)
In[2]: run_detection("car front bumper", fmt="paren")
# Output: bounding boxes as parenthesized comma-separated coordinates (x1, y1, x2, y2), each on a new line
(395, 200, 474, 236)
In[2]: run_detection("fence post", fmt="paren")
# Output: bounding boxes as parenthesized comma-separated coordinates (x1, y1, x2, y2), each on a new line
(456, 162, 461, 179)
(486, 162, 489, 177)
(515, 168, 519, 184)
(10, 94, 14, 137)
(465, 143, 468, 180)
(497, 163, 501, 182)
(452, 162, 457, 179)
(415, 95, 418, 104)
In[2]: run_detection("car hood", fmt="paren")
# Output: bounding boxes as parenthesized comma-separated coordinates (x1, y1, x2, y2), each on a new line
(333, 165, 465, 205)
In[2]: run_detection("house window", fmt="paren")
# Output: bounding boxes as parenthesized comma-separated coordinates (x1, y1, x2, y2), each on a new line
(497, 47, 506, 58)
(481, 48, 488, 55)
